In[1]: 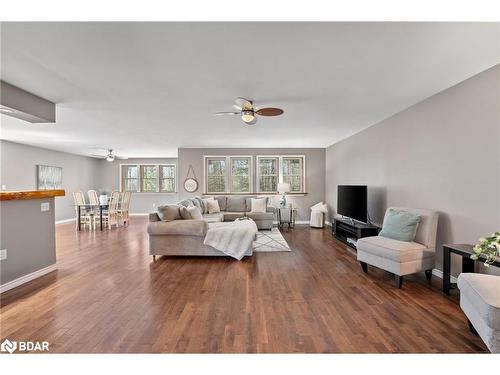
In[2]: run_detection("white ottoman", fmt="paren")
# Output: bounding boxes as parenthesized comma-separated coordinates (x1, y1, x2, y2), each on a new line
(457, 273, 500, 353)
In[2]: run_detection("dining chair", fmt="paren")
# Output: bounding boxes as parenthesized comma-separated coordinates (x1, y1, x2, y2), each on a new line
(73, 191, 92, 230)
(101, 190, 121, 229)
(87, 190, 99, 205)
(118, 191, 132, 226)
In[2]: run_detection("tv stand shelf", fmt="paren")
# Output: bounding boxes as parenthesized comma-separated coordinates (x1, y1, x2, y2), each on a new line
(332, 218, 380, 249)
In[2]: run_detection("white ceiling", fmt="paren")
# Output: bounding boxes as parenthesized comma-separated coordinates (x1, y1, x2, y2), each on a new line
(1, 22, 499, 158)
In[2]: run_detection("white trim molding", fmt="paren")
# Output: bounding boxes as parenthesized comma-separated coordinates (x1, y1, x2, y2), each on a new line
(0, 264, 57, 294)
(432, 268, 458, 283)
(55, 218, 76, 225)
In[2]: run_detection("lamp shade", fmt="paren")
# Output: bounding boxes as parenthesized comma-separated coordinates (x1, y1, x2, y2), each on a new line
(277, 182, 290, 193)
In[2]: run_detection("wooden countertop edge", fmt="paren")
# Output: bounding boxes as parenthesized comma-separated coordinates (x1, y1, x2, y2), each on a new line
(0, 190, 66, 201)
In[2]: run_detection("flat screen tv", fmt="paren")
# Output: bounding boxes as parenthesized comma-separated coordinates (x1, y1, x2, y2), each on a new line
(337, 185, 367, 223)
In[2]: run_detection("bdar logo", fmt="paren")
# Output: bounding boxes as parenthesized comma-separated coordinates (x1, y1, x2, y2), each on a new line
(1, 339, 17, 353)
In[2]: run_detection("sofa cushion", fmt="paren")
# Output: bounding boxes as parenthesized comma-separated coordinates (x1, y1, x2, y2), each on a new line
(357, 236, 433, 263)
(207, 199, 221, 213)
(246, 212, 274, 221)
(457, 273, 500, 330)
(157, 204, 181, 222)
(226, 196, 247, 212)
(147, 219, 208, 236)
(379, 208, 421, 242)
(249, 198, 267, 213)
(202, 213, 224, 223)
(201, 197, 214, 214)
(214, 196, 227, 211)
(223, 212, 245, 221)
(192, 197, 204, 212)
(179, 206, 191, 220)
(187, 206, 203, 220)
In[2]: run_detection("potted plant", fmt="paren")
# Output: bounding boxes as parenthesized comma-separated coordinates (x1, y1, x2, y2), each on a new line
(471, 232, 500, 266)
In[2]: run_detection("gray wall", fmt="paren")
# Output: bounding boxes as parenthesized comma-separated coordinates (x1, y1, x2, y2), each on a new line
(325, 65, 500, 275)
(178, 148, 326, 221)
(98, 158, 179, 214)
(0, 140, 101, 221)
(0, 198, 57, 284)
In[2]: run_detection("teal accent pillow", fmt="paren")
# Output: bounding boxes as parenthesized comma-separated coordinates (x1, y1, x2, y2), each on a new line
(379, 209, 421, 242)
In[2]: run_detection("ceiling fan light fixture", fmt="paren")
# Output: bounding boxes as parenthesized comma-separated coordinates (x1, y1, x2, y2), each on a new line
(106, 154, 115, 162)
(241, 110, 255, 123)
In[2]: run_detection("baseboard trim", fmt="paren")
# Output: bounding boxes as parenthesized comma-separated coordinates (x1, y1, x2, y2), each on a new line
(0, 264, 57, 294)
(129, 213, 148, 216)
(432, 268, 458, 283)
(295, 220, 310, 225)
(55, 218, 75, 225)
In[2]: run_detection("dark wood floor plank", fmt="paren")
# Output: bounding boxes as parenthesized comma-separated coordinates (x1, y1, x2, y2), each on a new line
(0, 217, 488, 353)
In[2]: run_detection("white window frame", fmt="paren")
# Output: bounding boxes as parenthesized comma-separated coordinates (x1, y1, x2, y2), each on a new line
(119, 163, 177, 194)
(281, 155, 306, 193)
(229, 156, 253, 194)
(256, 155, 280, 193)
(120, 164, 140, 192)
(204, 156, 253, 194)
(256, 155, 306, 194)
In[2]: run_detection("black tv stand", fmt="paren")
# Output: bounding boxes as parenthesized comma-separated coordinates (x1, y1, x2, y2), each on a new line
(333, 217, 380, 249)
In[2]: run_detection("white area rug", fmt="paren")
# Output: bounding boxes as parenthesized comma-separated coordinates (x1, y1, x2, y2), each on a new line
(253, 228, 291, 252)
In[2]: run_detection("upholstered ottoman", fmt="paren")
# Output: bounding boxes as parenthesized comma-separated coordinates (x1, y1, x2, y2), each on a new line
(457, 273, 500, 353)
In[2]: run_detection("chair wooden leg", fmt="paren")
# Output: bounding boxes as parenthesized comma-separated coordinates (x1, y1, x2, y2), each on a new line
(395, 275, 403, 289)
(153, 255, 156, 262)
(425, 269, 432, 280)
(360, 261, 368, 274)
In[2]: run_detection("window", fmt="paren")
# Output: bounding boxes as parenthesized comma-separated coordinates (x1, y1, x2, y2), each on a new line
(230, 157, 251, 193)
(282, 157, 304, 193)
(206, 157, 227, 193)
(141, 166, 158, 192)
(121, 165, 139, 192)
(120, 164, 176, 193)
(203, 155, 305, 194)
(160, 165, 176, 193)
(257, 156, 279, 193)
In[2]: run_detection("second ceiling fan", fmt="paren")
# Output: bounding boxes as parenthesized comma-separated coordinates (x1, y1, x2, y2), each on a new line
(215, 97, 284, 125)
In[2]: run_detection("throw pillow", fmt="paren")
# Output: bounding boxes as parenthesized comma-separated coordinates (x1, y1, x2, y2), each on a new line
(202, 197, 214, 214)
(379, 208, 421, 242)
(250, 198, 267, 213)
(206, 199, 221, 214)
(187, 206, 203, 220)
(179, 206, 192, 220)
(157, 204, 181, 222)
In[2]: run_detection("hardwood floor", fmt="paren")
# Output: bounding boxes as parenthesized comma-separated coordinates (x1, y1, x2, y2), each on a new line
(0, 217, 487, 353)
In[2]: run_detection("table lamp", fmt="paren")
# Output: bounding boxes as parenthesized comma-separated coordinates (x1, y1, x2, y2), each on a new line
(277, 182, 290, 207)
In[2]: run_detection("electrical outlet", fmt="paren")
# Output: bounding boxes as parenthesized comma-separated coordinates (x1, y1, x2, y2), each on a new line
(0, 249, 6, 261)
(41, 202, 50, 212)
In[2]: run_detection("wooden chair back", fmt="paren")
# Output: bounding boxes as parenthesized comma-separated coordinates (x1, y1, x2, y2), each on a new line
(108, 191, 121, 214)
(87, 190, 99, 205)
(121, 191, 132, 211)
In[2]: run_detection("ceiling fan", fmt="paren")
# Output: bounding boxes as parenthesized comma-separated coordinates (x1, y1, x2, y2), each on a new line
(90, 149, 128, 162)
(215, 97, 284, 125)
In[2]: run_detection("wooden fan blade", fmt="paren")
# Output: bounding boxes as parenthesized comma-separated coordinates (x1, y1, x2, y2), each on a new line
(90, 154, 106, 158)
(256, 108, 284, 116)
(115, 156, 128, 160)
(215, 111, 240, 115)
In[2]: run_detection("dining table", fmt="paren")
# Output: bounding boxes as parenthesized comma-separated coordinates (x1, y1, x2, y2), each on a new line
(76, 204, 108, 231)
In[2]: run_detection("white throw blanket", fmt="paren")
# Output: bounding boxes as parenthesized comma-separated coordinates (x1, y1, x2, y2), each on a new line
(203, 220, 258, 260)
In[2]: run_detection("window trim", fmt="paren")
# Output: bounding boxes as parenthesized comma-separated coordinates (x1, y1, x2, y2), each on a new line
(159, 164, 177, 193)
(203, 155, 253, 194)
(255, 155, 280, 194)
(119, 163, 177, 194)
(281, 155, 305, 193)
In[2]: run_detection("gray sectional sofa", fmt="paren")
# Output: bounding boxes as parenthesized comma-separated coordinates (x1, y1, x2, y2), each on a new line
(178, 195, 275, 230)
(147, 195, 275, 258)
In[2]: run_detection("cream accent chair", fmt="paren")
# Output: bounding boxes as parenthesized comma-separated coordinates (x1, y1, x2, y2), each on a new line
(357, 207, 439, 288)
(457, 273, 500, 353)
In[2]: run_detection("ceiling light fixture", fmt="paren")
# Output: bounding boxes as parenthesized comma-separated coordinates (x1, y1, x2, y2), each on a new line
(241, 110, 255, 124)
(106, 154, 116, 162)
